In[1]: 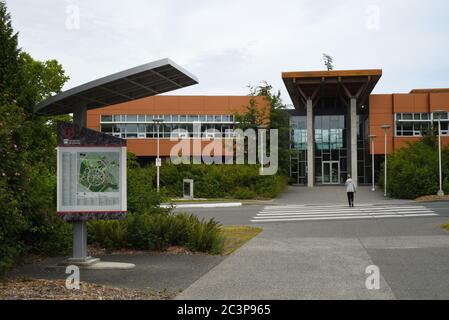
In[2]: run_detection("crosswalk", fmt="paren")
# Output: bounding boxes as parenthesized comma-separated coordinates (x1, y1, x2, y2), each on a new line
(251, 204, 438, 223)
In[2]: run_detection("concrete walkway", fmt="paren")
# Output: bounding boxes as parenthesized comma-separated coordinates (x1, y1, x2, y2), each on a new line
(176, 187, 449, 300)
(274, 186, 413, 205)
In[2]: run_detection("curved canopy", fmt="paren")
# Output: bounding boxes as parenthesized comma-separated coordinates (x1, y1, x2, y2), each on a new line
(34, 58, 199, 115)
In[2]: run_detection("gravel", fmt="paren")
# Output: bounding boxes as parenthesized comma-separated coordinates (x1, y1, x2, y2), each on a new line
(0, 279, 175, 300)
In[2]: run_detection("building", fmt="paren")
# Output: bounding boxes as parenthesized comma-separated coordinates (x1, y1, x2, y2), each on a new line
(87, 95, 269, 162)
(86, 68, 449, 187)
(284, 70, 449, 187)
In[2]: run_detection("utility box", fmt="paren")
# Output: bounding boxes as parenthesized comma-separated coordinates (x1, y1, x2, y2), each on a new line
(183, 179, 194, 199)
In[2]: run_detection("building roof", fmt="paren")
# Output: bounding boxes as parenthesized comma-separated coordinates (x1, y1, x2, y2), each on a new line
(282, 69, 382, 109)
(34, 58, 199, 116)
(410, 88, 449, 94)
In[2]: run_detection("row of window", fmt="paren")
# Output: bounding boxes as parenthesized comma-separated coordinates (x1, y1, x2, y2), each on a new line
(396, 122, 449, 137)
(101, 123, 237, 139)
(396, 112, 449, 121)
(291, 129, 344, 151)
(395, 113, 449, 136)
(100, 114, 235, 123)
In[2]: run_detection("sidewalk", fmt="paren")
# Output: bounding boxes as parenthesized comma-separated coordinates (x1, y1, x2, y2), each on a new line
(274, 186, 413, 205)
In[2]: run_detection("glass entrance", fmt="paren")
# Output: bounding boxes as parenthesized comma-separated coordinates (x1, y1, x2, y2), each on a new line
(322, 161, 340, 184)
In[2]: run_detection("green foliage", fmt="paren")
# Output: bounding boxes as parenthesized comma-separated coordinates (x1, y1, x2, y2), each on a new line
(127, 152, 166, 214)
(88, 213, 225, 254)
(0, 1, 71, 277)
(157, 162, 287, 199)
(379, 136, 449, 199)
(236, 82, 291, 176)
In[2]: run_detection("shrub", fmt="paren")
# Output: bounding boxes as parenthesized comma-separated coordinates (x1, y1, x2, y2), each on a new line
(379, 136, 449, 199)
(155, 162, 287, 199)
(88, 212, 225, 255)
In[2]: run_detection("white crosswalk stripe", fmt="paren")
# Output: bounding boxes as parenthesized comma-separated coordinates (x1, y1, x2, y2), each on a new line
(251, 204, 438, 223)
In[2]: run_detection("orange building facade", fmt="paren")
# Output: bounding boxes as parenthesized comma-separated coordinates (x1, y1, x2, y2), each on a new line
(369, 89, 449, 155)
(87, 95, 268, 158)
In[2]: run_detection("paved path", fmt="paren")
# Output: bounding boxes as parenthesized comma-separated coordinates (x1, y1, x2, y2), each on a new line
(177, 187, 449, 300)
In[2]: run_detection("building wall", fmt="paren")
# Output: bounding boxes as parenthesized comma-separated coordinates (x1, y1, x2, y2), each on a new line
(369, 91, 449, 155)
(87, 95, 269, 157)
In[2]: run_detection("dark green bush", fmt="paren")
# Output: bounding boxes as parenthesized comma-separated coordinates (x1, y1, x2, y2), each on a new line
(156, 162, 287, 199)
(88, 213, 225, 254)
(127, 153, 167, 214)
(379, 136, 449, 199)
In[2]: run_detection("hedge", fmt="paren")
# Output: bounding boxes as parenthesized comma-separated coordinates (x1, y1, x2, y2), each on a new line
(379, 136, 449, 199)
(156, 163, 287, 199)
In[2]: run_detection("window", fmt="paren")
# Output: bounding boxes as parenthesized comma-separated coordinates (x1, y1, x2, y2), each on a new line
(188, 115, 199, 122)
(402, 113, 413, 121)
(138, 115, 146, 122)
(126, 115, 138, 122)
(101, 124, 113, 133)
(395, 113, 433, 137)
(101, 115, 113, 122)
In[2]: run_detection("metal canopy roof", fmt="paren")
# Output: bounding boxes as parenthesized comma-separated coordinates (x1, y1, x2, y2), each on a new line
(282, 69, 382, 109)
(34, 58, 199, 115)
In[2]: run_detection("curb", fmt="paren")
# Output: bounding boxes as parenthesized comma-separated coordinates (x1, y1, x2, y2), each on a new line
(161, 203, 242, 209)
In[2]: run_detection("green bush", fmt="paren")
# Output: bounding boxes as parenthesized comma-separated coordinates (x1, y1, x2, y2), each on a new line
(127, 153, 167, 214)
(88, 212, 225, 254)
(379, 136, 449, 199)
(155, 162, 287, 199)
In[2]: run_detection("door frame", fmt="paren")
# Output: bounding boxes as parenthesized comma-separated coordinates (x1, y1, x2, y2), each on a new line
(322, 161, 340, 185)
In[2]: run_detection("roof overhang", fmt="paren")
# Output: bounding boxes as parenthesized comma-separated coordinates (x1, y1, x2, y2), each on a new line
(410, 88, 449, 94)
(282, 69, 382, 109)
(34, 58, 199, 116)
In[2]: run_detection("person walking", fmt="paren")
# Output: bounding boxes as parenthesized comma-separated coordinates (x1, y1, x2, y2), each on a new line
(345, 175, 356, 207)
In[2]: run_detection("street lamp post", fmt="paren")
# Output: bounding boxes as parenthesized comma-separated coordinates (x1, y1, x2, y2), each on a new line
(258, 125, 266, 173)
(381, 125, 391, 197)
(434, 111, 446, 197)
(154, 118, 164, 193)
(369, 135, 377, 192)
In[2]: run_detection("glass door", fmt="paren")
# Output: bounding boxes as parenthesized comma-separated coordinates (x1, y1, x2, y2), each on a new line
(322, 161, 340, 184)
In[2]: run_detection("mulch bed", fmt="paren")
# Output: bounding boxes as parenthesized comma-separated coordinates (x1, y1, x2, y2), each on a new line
(88, 245, 203, 256)
(0, 279, 175, 300)
(415, 195, 449, 202)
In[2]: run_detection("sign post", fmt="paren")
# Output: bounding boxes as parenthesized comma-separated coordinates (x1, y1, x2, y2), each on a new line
(57, 119, 127, 265)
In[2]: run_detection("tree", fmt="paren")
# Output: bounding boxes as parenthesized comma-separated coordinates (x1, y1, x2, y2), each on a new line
(234, 82, 291, 176)
(323, 53, 334, 71)
(0, 0, 71, 276)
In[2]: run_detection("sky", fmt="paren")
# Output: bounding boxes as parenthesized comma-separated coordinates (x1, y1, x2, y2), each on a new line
(6, 0, 449, 106)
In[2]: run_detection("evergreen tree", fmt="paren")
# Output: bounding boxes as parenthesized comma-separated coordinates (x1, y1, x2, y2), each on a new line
(0, 0, 71, 276)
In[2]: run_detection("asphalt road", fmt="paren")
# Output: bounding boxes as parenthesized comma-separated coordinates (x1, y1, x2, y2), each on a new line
(176, 189, 449, 300)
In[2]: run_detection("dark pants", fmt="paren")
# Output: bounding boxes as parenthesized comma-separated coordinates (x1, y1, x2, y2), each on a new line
(347, 192, 354, 207)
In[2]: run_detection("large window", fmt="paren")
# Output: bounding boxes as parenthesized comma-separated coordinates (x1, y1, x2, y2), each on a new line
(100, 114, 236, 139)
(395, 112, 449, 137)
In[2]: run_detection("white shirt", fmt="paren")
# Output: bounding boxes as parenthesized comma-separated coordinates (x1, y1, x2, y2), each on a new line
(345, 179, 356, 193)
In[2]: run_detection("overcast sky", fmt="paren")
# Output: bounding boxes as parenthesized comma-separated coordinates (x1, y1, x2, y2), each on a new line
(6, 0, 449, 106)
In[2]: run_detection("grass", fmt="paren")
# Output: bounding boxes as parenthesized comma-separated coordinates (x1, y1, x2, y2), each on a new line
(443, 222, 449, 232)
(220, 226, 262, 255)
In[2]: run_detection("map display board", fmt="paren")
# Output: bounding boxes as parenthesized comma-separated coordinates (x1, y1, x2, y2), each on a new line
(57, 122, 127, 221)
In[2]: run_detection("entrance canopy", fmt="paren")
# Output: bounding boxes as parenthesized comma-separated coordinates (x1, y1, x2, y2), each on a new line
(282, 69, 382, 109)
(34, 58, 199, 115)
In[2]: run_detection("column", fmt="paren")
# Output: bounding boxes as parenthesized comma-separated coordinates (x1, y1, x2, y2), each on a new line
(350, 98, 358, 187)
(72, 105, 89, 261)
(307, 98, 314, 188)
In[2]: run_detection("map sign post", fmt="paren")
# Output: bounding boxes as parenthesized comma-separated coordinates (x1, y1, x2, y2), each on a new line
(57, 121, 127, 265)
